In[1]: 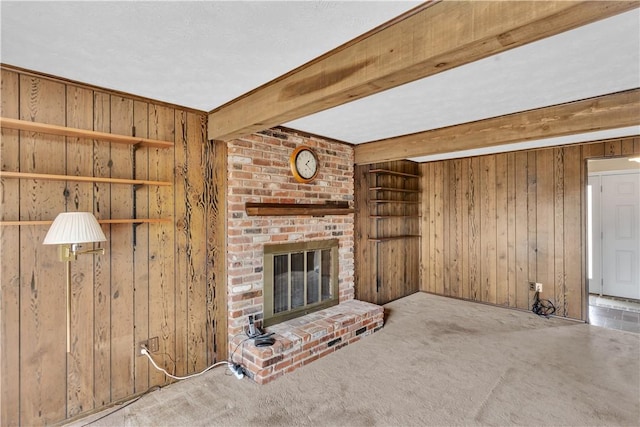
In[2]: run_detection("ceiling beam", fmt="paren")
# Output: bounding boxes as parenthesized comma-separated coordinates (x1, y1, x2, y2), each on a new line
(207, 1, 638, 141)
(354, 89, 640, 164)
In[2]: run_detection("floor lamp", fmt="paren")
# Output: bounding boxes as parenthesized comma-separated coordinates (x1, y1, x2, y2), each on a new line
(43, 212, 106, 353)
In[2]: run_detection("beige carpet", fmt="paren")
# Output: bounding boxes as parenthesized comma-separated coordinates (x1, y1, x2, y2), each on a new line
(69, 292, 640, 426)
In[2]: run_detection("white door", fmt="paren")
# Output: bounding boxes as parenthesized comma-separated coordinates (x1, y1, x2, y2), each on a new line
(602, 173, 640, 299)
(588, 176, 602, 294)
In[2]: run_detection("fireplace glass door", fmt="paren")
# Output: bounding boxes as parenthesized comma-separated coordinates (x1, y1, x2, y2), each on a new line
(264, 239, 339, 326)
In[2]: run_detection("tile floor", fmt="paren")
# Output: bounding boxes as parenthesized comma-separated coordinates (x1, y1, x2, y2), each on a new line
(589, 295, 640, 334)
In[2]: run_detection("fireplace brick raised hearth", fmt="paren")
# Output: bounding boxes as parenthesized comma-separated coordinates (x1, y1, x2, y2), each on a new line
(226, 128, 384, 383)
(229, 299, 384, 384)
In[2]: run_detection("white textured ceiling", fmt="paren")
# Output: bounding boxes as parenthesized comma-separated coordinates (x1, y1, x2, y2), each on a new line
(1, 1, 639, 161)
(0, 1, 419, 111)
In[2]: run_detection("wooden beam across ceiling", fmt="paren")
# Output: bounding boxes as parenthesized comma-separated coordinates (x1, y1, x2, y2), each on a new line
(207, 0, 638, 141)
(354, 89, 640, 164)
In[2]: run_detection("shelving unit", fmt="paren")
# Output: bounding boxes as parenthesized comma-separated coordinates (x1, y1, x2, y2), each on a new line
(0, 117, 174, 228)
(354, 161, 421, 305)
(368, 168, 420, 242)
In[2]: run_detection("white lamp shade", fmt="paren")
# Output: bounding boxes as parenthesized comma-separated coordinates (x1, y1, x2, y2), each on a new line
(43, 212, 107, 245)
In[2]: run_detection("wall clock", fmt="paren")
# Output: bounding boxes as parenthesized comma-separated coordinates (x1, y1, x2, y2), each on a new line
(290, 146, 319, 183)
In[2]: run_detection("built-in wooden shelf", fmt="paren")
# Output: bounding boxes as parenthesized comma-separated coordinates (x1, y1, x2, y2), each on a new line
(370, 199, 420, 204)
(369, 235, 421, 242)
(370, 215, 420, 219)
(369, 187, 420, 193)
(0, 171, 172, 187)
(0, 117, 174, 149)
(245, 202, 353, 217)
(368, 169, 420, 178)
(0, 218, 171, 226)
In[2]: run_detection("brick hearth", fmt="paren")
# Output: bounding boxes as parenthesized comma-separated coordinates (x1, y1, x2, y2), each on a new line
(229, 300, 384, 384)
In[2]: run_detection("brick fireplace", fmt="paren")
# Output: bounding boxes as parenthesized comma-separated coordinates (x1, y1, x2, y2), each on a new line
(226, 128, 383, 383)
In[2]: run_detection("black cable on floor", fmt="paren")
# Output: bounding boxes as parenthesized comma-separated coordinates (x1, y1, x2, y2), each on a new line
(532, 291, 556, 317)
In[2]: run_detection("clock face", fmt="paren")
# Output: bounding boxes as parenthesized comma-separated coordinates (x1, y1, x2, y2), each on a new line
(290, 146, 319, 183)
(295, 149, 318, 179)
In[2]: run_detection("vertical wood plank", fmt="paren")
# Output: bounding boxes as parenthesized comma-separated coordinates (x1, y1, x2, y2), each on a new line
(527, 151, 538, 309)
(133, 100, 150, 391)
(109, 96, 135, 399)
(514, 152, 530, 310)
(480, 156, 497, 304)
(428, 162, 438, 293)
(148, 105, 176, 386)
(605, 139, 621, 157)
(536, 149, 555, 303)
(92, 92, 112, 407)
(584, 142, 605, 159)
(468, 157, 481, 301)
(185, 112, 208, 372)
(354, 164, 370, 302)
(495, 154, 509, 306)
(563, 145, 583, 320)
(19, 75, 68, 426)
(451, 160, 463, 297)
(506, 153, 517, 307)
(209, 140, 227, 361)
(553, 148, 566, 316)
(420, 163, 430, 292)
(433, 162, 444, 295)
(174, 111, 189, 376)
(460, 158, 470, 300)
(621, 138, 634, 156)
(65, 85, 96, 418)
(0, 68, 21, 427)
(442, 161, 450, 296)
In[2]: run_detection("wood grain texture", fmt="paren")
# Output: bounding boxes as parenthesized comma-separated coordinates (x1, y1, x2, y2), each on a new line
(355, 89, 640, 164)
(514, 152, 530, 311)
(109, 96, 135, 400)
(65, 84, 96, 417)
(132, 100, 151, 393)
(1, 68, 21, 427)
(1, 67, 214, 425)
(564, 145, 583, 320)
(495, 154, 509, 306)
(209, 0, 637, 141)
(148, 105, 176, 387)
(19, 75, 68, 426)
(506, 153, 517, 307)
(175, 111, 189, 377)
(418, 136, 639, 321)
(92, 91, 112, 408)
(185, 112, 208, 372)
(209, 140, 227, 362)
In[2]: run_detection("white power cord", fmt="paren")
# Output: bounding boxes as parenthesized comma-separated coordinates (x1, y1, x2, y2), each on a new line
(141, 347, 230, 380)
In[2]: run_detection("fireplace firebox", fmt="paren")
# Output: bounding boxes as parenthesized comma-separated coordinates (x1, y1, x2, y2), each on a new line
(263, 239, 339, 327)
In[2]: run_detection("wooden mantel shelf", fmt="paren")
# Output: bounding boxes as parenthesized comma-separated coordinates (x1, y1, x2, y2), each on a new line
(245, 202, 354, 217)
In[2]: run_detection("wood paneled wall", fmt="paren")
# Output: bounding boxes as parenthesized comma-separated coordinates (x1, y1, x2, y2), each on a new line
(0, 67, 226, 426)
(420, 137, 640, 320)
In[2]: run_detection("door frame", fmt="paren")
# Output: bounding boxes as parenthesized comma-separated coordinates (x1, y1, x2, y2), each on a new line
(585, 156, 640, 322)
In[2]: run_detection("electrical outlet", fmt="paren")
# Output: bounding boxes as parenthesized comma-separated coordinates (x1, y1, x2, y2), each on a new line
(137, 340, 148, 356)
(137, 336, 159, 356)
(535, 283, 543, 292)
